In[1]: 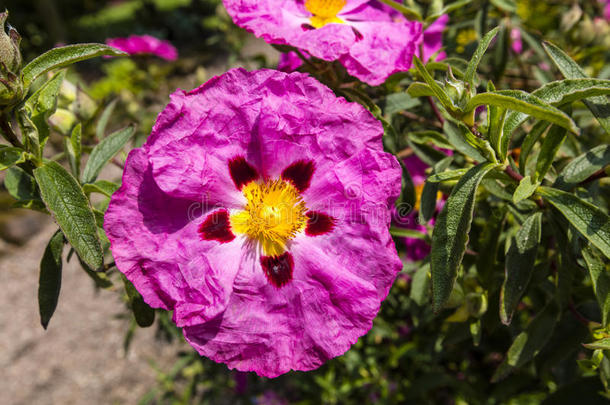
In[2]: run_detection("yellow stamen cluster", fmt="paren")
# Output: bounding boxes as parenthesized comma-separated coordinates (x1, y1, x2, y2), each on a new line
(231, 179, 307, 256)
(304, 0, 346, 28)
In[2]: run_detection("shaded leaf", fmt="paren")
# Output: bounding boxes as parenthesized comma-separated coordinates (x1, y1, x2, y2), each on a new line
(512, 175, 539, 204)
(555, 144, 610, 190)
(82, 180, 120, 198)
(410, 263, 431, 306)
(500, 212, 542, 324)
(38, 230, 64, 329)
(420, 156, 453, 223)
(519, 121, 550, 175)
(65, 123, 82, 178)
(5, 166, 40, 201)
(0, 146, 25, 170)
(582, 245, 610, 327)
(535, 125, 567, 181)
(82, 124, 134, 183)
(96, 98, 118, 140)
(431, 162, 497, 311)
(121, 275, 155, 328)
(464, 27, 500, 89)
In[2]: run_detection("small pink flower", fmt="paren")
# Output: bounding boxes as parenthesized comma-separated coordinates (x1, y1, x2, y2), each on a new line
(106, 34, 178, 61)
(277, 50, 305, 72)
(224, 0, 422, 85)
(104, 68, 402, 377)
(510, 28, 522, 54)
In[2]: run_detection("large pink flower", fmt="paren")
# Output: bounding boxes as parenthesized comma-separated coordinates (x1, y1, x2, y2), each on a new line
(104, 68, 402, 377)
(223, 0, 422, 85)
(106, 34, 178, 61)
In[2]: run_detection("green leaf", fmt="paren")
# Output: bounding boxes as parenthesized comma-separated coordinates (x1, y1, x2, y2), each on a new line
(426, 0, 472, 23)
(512, 175, 540, 204)
(500, 212, 542, 324)
(584, 338, 610, 351)
(22, 44, 126, 88)
(543, 41, 610, 134)
(34, 161, 103, 270)
(376, 0, 422, 20)
(65, 123, 82, 178)
(390, 226, 427, 239)
(121, 275, 155, 328)
(554, 144, 610, 190)
(0, 145, 26, 170)
(25, 70, 66, 147)
(82, 180, 120, 197)
(396, 160, 416, 217)
(443, 120, 489, 163)
(406, 82, 435, 98)
(38, 230, 64, 329)
(408, 130, 454, 150)
(492, 302, 560, 381)
(96, 99, 118, 140)
(488, 98, 508, 160)
(5, 166, 40, 201)
(431, 162, 497, 311)
(582, 245, 610, 327)
(81, 124, 134, 183)
(420, 156, 453, 223)
(538, 186, 610, 259)
(464, 27, 500, 89)
(412, 57, 457, 112)
(427, 168, 469, 183)
(467, 91, 579, 135)
(535, 125, 567, 181)
(384, 92, 421, 115)
(410, 263, 431, 306)
(519, 121, 550, 175)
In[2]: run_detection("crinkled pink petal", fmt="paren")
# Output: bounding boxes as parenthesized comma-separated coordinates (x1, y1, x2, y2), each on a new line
(106, 34, 178, 60)
(421, 14, 449, 61)
(105, 68, 402, 377)
(222, 0, 422, 85)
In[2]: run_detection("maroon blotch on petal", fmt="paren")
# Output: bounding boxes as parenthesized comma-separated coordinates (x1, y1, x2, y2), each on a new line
(281, 160, 315, 192)
(199, 209, 235, 243)
(305, 211, 335, 236)
(260, 252, 294, 288)
(229, 156, 259, 190)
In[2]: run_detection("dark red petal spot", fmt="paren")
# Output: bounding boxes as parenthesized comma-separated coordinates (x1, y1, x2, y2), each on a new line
(305, 211, 336, 236)
(281, 160, 315, 193)
(199, 209, 235, 243)
(229, 156, 259, 190)
(260, 252, 294, 288)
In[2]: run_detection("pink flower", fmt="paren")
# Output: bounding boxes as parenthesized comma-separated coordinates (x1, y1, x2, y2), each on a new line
(421, 14, 449, 61)
(510, 28, 522, 54)
(104, 68, 402, 377)
(106, 34, 178, 61)
(224, 0, 422, 85)
(277, 50, 305, 72)
(606, 2, 610, 21)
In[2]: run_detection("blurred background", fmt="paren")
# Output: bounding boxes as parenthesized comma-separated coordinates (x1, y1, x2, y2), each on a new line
(1, 0, 609, 404)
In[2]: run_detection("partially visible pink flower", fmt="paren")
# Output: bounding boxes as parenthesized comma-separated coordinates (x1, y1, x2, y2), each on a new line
(278, 50, 304, 72)
(510, 28, 522, 54)
(105, 68, 402, 377)
(421, 14, 449, 61)
(605, 2, 610, 21)
(224, 0, 422, 85)
(106, 34, 178, 61)
(257, 391, 288, 405)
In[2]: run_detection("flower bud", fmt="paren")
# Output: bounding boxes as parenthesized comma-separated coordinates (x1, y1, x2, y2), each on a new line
(443, 67, 470, 110)
(0, 11, 21, 74)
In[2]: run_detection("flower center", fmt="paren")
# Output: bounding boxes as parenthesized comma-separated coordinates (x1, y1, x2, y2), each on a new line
(230, 179, 307, 257)
(304, 0, 346, 28)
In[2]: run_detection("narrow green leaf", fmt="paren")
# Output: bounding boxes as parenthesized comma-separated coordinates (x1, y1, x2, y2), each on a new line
(584, 338, 610, 351)
(22, 44, 126, 88)
(82, 124, 134, 183)
(535, 125, 567, 181)
(519, 121, 550, 175)
(420, 156, 453, 223)
(500, 212, 542, 324)
(96, 99, 118, 140)
(34, 161, 103, 270)
(443, 120, 489, 163)
(82, 180, 120, 197)
(5, 166, 40, 201)
(464, 27, 500, 89)
(582, 245, 610, 327)
(412, 57, 457, 112)
(121, 275, 155, 328)
(384, 93, 421, 115)
(65, 123, 82, 178)
(0, 146, 26, 170)
(408, 130, 454, 150)
(428, 168, 469, 183)
(555, 144, 610, 190)
(492, 302, 560, 381)
(410, 263, 431, 306)
(396, 160, 416, 217)
(376, 0, 422, 20)
(538, 186, 610, 259)
(25, 70, 66, 146)
(543, 41, 610, 134)
(390, 226, 427, 239)
(406, 82, 435, 98)
(512, 175, 540, 204)
(431, 162, 497, 311)
(426, 0, 472, 23)
(488, 102, 508, 160)
(467, 91, 579, 135)
(38, 230, 64, 329)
